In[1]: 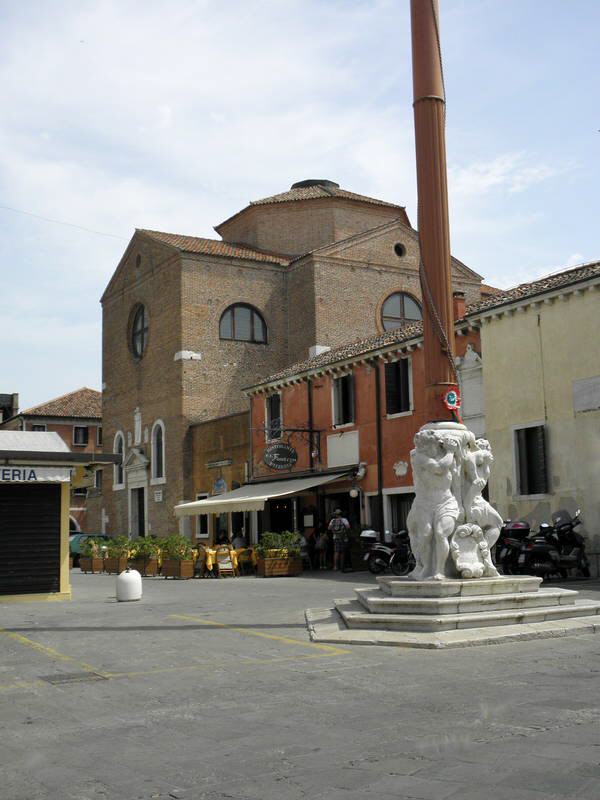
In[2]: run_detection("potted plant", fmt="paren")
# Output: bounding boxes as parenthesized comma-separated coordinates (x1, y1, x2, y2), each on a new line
(255, 531, 303, 577)
(103, 535, 130, 574)
(79, 537, 105, 574)
(129, 536, 160, 576)
(161, 534, 194, 579)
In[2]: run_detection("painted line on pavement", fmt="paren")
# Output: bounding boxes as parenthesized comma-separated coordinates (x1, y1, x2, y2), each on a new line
(169, 614, 351, 655)
(0, 627, 108, 677)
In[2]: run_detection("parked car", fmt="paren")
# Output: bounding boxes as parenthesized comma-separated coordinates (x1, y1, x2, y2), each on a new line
(69, 533, 110, 567)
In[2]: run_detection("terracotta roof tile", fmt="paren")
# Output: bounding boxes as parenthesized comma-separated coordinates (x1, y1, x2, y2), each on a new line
(250, 260, 600, 387)
(250, 185, 403, 210)
(466, 260, 600, 316)
(22, 387, 102, 419)
(138, 229, 289, 265)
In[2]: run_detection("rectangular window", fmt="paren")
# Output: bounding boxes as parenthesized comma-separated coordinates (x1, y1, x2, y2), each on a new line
(73, 426, 89, 446)
(333, 374, 354, 426)
(31, 424, 47, 432)
(73, 486, 87, 497)
(196, 493, 209, 539)
(515, 425, 549, 496)
(97, 426, 103, 446)
(385, 359, 411, 415)
(94, 469, 103, 491)
(266, 393, 282, 440)
(389, 493, 415, 533)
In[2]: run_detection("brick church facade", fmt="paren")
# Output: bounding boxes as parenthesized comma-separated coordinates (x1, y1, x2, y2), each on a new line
(91, 179, 487, 538)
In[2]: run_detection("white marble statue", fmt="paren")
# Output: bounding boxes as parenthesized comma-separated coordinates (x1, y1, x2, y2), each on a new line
(407, 422, 502, 581)
(406, 428, 461, 581)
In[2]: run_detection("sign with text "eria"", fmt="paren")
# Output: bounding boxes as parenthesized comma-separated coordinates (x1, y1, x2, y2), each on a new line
(0, 467, 71, 483)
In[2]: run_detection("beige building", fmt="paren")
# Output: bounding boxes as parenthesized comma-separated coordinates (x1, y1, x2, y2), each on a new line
(94, 179, 488, 538)
(469, 261, 600, 564)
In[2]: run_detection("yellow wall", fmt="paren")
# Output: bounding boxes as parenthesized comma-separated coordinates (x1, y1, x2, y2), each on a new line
(482, 287, 600, 561)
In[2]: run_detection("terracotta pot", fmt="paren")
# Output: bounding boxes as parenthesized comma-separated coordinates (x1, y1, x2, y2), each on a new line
(80, 556, 104, 574)
(162, 559, 194, 579)
(130, 557, 159, 576)
(257, 557, 302, 578)
(103, 556, 129, 574)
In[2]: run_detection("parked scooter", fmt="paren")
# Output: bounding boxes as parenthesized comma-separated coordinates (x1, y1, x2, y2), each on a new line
(517, 522, 561, 578)
(496, 519, 531, 575)
(515, 510, 590, 579)
(550, 509, 590, 578)
(363, 530, 415, 576)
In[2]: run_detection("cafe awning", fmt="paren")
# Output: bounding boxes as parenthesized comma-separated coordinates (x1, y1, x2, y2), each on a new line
(174, 472, 349, 517)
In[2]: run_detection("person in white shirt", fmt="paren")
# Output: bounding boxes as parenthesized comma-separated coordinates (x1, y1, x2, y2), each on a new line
(328, 509, 350, 571)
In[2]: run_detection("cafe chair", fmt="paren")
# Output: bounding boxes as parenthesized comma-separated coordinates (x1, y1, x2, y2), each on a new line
(215, 546, 236, 578)
(237, 547, 255, 576)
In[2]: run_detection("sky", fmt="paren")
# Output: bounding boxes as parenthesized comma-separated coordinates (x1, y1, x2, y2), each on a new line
(1, 0, 599, 410)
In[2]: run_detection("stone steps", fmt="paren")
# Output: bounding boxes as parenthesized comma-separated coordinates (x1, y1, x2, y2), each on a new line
(336, 597, 600, 633)
(377, 575, 542, 597)
(355, 586, 578, 616)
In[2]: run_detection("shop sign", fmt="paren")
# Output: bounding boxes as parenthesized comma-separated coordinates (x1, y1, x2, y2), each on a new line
(0, 466, 71, 483)
(263, 443, 298, 471)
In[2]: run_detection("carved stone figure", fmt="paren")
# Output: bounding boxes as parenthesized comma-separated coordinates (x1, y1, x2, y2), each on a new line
(406, 422, 502, 581)
(449, 523, 497, 579)
(407, 428, 461, 581)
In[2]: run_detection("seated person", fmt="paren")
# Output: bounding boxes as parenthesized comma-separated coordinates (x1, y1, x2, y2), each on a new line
(232, 533, 247, 549)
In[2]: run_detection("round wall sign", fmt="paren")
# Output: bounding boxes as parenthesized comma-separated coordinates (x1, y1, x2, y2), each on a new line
(263, 442, 298, 471)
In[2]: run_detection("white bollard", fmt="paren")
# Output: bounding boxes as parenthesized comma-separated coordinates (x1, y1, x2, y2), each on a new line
(116, 568, 142, 602)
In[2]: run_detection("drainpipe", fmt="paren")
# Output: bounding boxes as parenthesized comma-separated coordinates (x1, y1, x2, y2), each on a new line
(307, 378, 314, 472)
(372, 359, 385, 535)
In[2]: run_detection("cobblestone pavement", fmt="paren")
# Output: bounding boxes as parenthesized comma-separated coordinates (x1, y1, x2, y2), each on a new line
(1, 572, 600, 800)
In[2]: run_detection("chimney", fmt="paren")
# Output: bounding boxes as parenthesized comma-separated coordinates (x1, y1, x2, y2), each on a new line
(453, 291, 466, 321)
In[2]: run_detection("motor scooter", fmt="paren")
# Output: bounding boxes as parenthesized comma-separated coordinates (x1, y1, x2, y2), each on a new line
(550, 508, 590, 578)
(517, 522, 561, 578)
(363, 530, 415, 576)
(496, 519, 531, 575)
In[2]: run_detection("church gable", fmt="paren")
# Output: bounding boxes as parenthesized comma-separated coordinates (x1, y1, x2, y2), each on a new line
(101, 231, 180, 303)
(308, 219, 483, 285)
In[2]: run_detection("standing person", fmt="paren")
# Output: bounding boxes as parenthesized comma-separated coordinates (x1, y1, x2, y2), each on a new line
(328, 508, 350, 571)
(315, 529, 329, 570)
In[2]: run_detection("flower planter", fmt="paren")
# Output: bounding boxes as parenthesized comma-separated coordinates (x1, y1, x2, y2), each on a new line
(130, 557, 159, 576)
(257, 556, 302, 578)
(162, 559, 194, 579)
(80, 556, 104, 574)
(104, 556, 129, 574)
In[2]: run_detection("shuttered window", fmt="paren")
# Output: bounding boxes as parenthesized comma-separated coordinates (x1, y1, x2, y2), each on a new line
(385, 360, 411, 415)
(333, 374, 354, 426)
(515, 425, 549, 495)
(0, 484, 61, 595)
(266, 394, 282, 440)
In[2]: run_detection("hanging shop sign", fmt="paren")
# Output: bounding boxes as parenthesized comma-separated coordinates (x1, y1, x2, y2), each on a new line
(263, 443, 298, 471)
(0, 466, 71, 483)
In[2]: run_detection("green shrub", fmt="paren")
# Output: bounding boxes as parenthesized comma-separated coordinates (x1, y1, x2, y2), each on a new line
(80, 536, 103, 557)
(160, 533, 193, 561)
(105, 535, 130, 558)
(130, 536, 161, 559)
(254, 531, 302, 558)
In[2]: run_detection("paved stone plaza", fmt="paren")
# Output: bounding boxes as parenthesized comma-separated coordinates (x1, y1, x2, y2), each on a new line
(1, 572, 600, 800)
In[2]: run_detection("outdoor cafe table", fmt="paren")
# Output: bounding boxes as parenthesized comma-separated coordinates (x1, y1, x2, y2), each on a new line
(195, 547, 257, 573)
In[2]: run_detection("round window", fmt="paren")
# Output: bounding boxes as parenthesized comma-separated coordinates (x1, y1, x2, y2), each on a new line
(131, 304, 148, 358)
(381, 292, 422, 331)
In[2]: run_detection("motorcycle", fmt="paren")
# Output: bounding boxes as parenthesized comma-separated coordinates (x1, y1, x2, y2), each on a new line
(496, 519, 531, 575)
(364, 530, 415, 576)
(550, 508, 590, 578)
(517, 522, 561, 578)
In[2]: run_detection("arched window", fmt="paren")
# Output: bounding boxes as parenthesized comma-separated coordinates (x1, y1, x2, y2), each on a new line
(219, 304, 267, 344)
(151, 420, 166, 482)
(113, 432, 125, 488)
(381, 292, 422, 331)
(131, 304, 148, 358)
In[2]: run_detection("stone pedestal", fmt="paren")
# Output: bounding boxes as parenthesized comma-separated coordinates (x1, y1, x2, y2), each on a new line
(306, 576, 600, 649)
